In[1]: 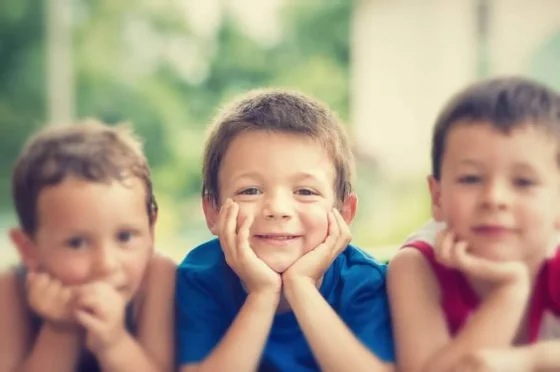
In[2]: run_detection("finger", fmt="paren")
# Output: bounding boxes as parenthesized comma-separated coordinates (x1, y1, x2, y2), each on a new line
(75, 290, 108, 320)
(42, 278, 64, 303)
(75, 309, 105, 334)
(450, 240, 470, 269)
(216, 198, 230, 237)
(236, 214, 254, 257)
(27, 272, 48, 294)
(436, 230, 455, 266)
(223, 201, 239, 256)
(317, 211, 338, 255)
(332, 208, 351, 248)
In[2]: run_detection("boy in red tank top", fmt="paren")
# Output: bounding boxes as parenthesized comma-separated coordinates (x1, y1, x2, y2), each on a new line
(389, 77, 560, 372)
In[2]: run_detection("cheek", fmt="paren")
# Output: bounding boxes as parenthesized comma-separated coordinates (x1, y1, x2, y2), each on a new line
(43, 255, 91, 285)
(300, 205, 330, 239)
(236, 204, 257, 227)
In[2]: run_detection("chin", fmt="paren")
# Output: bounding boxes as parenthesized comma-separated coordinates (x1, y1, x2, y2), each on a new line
(262, 257, 300, 273)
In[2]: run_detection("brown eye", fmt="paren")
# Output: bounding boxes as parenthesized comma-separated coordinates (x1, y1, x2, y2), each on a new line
(117, 231, 133, 243)
(239, 188, 260, 195)
(66, 237, 85, 249)
(296, 189, 315, 196)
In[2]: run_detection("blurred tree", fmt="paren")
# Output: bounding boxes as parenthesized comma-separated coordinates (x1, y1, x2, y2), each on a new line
(0, 0, 352, 242)
(0, 0, 45, 210)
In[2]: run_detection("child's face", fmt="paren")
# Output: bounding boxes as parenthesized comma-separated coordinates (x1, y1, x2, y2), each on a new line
(215, 131, 339, 273)
(430, 122, 560, 262)
(17, 177, 154, 300)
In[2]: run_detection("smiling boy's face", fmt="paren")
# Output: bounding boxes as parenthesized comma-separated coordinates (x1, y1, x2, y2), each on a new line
(207, 130, 354, 273)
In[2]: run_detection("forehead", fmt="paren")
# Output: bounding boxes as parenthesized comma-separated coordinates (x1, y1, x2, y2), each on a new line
(36, 176, 148, 231)
(443, 121, 559, 167)
(219, 130, 335, 182)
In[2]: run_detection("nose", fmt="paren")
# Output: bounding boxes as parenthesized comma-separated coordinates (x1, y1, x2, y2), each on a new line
(480, 179, 510, 210)
(93, 243, 120, 278)
(262, 191, 293, 220)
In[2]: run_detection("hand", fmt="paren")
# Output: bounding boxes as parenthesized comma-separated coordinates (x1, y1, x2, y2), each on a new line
(218, 199, 282, 296)
(435, 229, 529, 288)
(452, 348, 533, 372)
(74, 281, 128, 355)
(283, 209, 351, 286)
(26, 271, 77, 329)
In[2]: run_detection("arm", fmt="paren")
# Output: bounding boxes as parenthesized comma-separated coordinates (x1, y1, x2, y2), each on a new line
(448, 342, 560, 372)
(523, 341, 560, 372)
(0, 270, 82, 372)
(180, 200, 282, 372)
(283, 276, 393, 372)
(388, 249, 529, 372)
(181, 291, 279, 372)
(95, 254, 177, 372)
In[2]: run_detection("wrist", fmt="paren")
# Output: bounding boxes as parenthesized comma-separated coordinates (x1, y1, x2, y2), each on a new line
(247, 290, 281, 308)
(43, 319, 82, 336)
(94, 331, 132, 363)
(283, 276, 316, 303)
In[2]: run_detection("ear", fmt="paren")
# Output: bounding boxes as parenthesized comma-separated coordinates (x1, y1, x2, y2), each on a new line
(10, 228, 40, 270)
(149, 209, 158, 238)
(428, 175, 444, 222)
(202, 197, 220, 236)
(340, 193, 358, 225)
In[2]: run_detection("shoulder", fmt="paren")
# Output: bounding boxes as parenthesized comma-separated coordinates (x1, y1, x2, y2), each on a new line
(336, 245, 388, 284)
(327, 245, 391, 306)
(134, 253, 177, 318)
(143, 253, 177, 293)
(176, 239, 235, 299)
(0, 268, 25, 306)
(402, 219, 445, 246)
(178, 238, 226, 273)
(0, 268, 32, 371)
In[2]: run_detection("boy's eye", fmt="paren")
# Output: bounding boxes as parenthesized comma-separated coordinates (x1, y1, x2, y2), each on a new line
(117, 230, 133, 243)
(296, 188, 316, 196)
(458, 175, 481, 184)
(66, 237, 85, 249)
(514, 178, 535, 188)
(239, 188, 261, 196)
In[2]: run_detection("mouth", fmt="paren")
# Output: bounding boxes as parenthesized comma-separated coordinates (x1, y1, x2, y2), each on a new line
(472, 225, 514, 235)
(253, 234, 302, 245)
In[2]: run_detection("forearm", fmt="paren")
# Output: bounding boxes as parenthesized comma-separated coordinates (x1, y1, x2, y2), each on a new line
(284, 279, 392, 372)
(523, 341, 560, 372)
(20, 323, 82, 372)
(96, 333, 166, 372)
(425, 284, 529, 372)
(196, 292, 278, 372)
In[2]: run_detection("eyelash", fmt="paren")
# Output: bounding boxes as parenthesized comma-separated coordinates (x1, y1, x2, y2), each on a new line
(457, 175, 537, 188)
(236, 188, 318, 196)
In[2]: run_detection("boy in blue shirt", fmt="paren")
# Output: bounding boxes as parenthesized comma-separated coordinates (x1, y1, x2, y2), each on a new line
(176, 89, 394, 371)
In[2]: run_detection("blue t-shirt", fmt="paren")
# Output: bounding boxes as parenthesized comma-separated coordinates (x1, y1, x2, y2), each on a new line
(176, 238, 394, 371)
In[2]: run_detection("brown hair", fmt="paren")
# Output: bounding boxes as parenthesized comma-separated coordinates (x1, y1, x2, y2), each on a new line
(12, 119, 157, 235)
(202, 88, 355, 206)
(432, 76, 560, 180)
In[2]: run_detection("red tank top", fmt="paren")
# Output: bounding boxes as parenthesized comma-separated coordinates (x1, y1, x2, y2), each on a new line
(404, 240, 560, 342)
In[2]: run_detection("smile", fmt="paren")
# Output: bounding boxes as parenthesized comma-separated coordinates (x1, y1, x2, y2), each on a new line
(255, 235, 300, 240)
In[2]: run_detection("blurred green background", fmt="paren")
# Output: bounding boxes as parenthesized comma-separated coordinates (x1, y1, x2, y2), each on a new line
(1, 0, 559, 266)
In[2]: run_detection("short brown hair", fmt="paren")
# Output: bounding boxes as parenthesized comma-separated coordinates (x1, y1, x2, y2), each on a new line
(12, 119, 157, 235)
(432, 76, 560, 180)
(202, 89, 355, 206)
